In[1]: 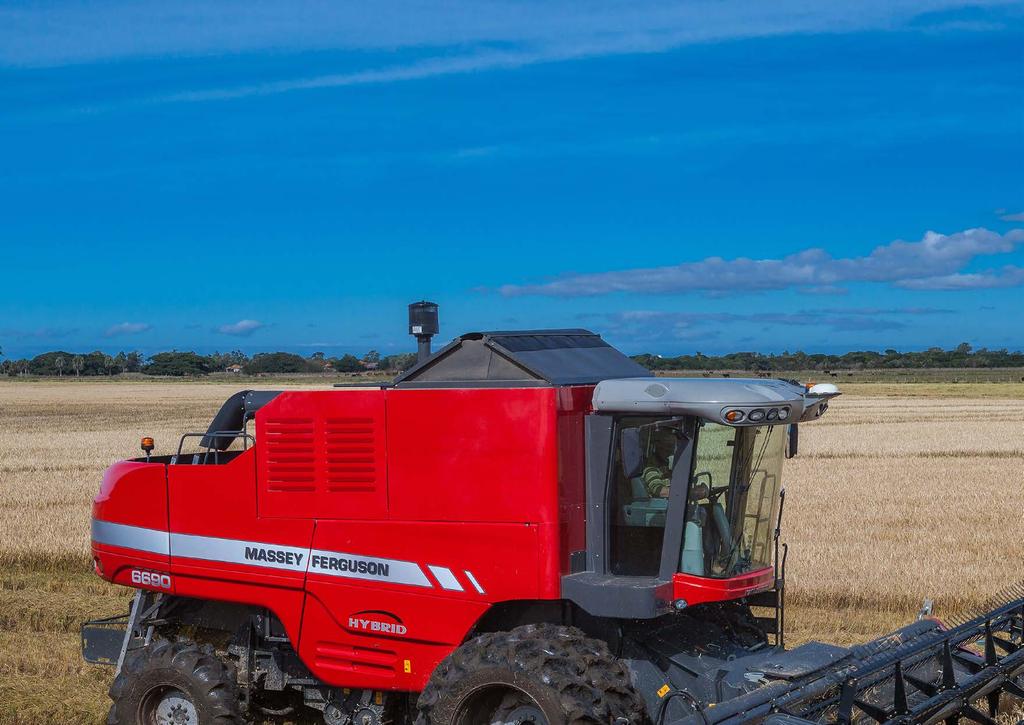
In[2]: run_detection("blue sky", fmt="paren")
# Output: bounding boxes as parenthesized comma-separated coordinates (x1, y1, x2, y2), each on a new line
(1, 1, 1022, 358)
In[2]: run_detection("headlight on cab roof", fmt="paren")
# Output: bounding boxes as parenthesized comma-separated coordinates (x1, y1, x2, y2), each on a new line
(721, 406, 791, 425)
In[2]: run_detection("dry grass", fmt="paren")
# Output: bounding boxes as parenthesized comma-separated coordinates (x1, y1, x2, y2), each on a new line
(0, 381, 326, 723)
(784, 393, 1024, 626)
(0, 381, 317, 568)
(0, 378, 1022, 722)
(833, 381, 1024, 398)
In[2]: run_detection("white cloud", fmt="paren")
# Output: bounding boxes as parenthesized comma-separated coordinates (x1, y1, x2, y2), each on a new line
(6, 0, 1007, 67)
(896, 266, 1024, 290)
(1, 0, 1016, 113)
(501, 228, 1024, 297)
(153, 2, 1019, 105)
(105, 321, 151, 337)
(999, 211, 1024, 222)
(157, 51, 538, 104)
(217, 319, 265, 336)
(586, 306, 957, 342)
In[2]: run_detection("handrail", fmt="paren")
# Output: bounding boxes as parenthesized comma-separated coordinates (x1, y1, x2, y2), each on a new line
(174, 430, 254, 464)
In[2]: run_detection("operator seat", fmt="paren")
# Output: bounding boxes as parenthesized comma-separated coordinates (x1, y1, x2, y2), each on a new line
(622, 476, 668, 527)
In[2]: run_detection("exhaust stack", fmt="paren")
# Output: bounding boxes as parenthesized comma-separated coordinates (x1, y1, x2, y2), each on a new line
(408, 301, 439, 363)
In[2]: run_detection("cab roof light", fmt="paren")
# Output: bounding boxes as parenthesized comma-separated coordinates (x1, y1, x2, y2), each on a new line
(766, 408, 779, 421)
(748, 409, 766, 422)
(724, 409, 745, 423)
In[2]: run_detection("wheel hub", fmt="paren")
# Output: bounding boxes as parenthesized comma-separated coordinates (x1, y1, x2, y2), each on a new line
(494, 704, 546, 724)
(152, 689, 197, 725)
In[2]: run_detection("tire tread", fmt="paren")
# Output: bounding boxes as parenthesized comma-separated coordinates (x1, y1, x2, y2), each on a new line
(106, 638, 242, 724)
(416, 623, 648, 724)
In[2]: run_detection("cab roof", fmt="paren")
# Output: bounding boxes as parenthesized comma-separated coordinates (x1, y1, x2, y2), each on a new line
(593, 377, 836, 424)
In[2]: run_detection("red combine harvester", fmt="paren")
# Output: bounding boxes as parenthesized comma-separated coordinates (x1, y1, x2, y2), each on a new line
(84, 304, 1024, 725)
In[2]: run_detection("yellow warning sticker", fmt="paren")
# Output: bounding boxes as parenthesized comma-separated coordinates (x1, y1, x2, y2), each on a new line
(403, 659, 412, 674)
(657, 684, 671, 698)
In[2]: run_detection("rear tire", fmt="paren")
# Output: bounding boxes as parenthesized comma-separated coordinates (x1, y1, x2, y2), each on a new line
(107, 639, 242, 725)
(415, 624, 648, 725)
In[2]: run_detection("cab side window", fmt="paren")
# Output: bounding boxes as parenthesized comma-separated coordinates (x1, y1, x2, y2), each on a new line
(608, 417, 674, 576)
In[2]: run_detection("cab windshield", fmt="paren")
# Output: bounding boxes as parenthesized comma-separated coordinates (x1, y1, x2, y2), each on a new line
(608, 417, 784, 578)
(683, 422, 784, 578)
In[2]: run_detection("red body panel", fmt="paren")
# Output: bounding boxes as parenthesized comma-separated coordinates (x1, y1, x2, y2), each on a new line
(94, 461, 168, 531)
(95, 547, 172, 589)
(555, 386, 592, 574)
(299, 591, 488, 690)
(299, 516, 540, 684)
(309, 520, 544, 603)
(168, 448, 314, 561)
(92, 461, 169, 580)
(386, 387, 560, 524)
(300, 518, 545, 689)
(673, 568, 774, 606)
(91, 384, 765, 694)
(257, 391, 388, 520)
(165, 448, 314, 643)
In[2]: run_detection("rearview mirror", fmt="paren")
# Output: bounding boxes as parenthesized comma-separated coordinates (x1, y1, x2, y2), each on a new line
(620, 427, 643, 479)
(786, 424, 799, 459)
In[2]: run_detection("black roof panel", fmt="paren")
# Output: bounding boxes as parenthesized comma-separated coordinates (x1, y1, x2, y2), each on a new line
(393, 329, 648, 387)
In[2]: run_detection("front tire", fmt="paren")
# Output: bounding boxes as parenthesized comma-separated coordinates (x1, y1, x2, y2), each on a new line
(416, 624, 648, 725)
(107, 639, 242, 725)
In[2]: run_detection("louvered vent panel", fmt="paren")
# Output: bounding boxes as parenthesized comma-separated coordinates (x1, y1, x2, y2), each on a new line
(314, 642, 396, 676)
(263, 417, 316, 492)
(324, 417, 377, 492)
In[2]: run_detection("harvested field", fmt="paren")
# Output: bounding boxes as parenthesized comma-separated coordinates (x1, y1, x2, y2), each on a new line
(0, 379, 1021, 722)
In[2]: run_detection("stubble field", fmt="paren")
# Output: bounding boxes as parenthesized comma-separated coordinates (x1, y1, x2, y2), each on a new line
(0, 379, 1022, 723)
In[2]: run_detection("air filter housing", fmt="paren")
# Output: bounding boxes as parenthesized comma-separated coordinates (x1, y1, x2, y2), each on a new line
(409, 301, 439, 363)
(408, 301, 439, 337)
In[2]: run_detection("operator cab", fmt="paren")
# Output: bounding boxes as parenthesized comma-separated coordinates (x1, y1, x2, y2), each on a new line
(610, 417, 785, 581)
(563, 377, 839, 619)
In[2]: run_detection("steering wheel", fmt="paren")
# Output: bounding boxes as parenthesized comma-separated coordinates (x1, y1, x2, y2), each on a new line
(690, 472, 731, 502)
(690, 471, 712, 501)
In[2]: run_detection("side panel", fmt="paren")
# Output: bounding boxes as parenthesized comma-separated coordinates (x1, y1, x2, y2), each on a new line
(94, 461, 169, 531)
(92, 461, 170, 578)
(167, 448, 314, 644)
(298, 593, 488, 692)
(672, 568, 774, 606)
(556, 385, 593, 574)
(302, 520, 541, 690)
(386, 387, 559, 523)
(256, 390, 388, 520)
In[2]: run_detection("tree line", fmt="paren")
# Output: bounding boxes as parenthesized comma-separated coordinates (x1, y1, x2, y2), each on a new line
(0, 348, 417, 377)
(632, 343, 1024, 372)
(1, 342, 1021, 378)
